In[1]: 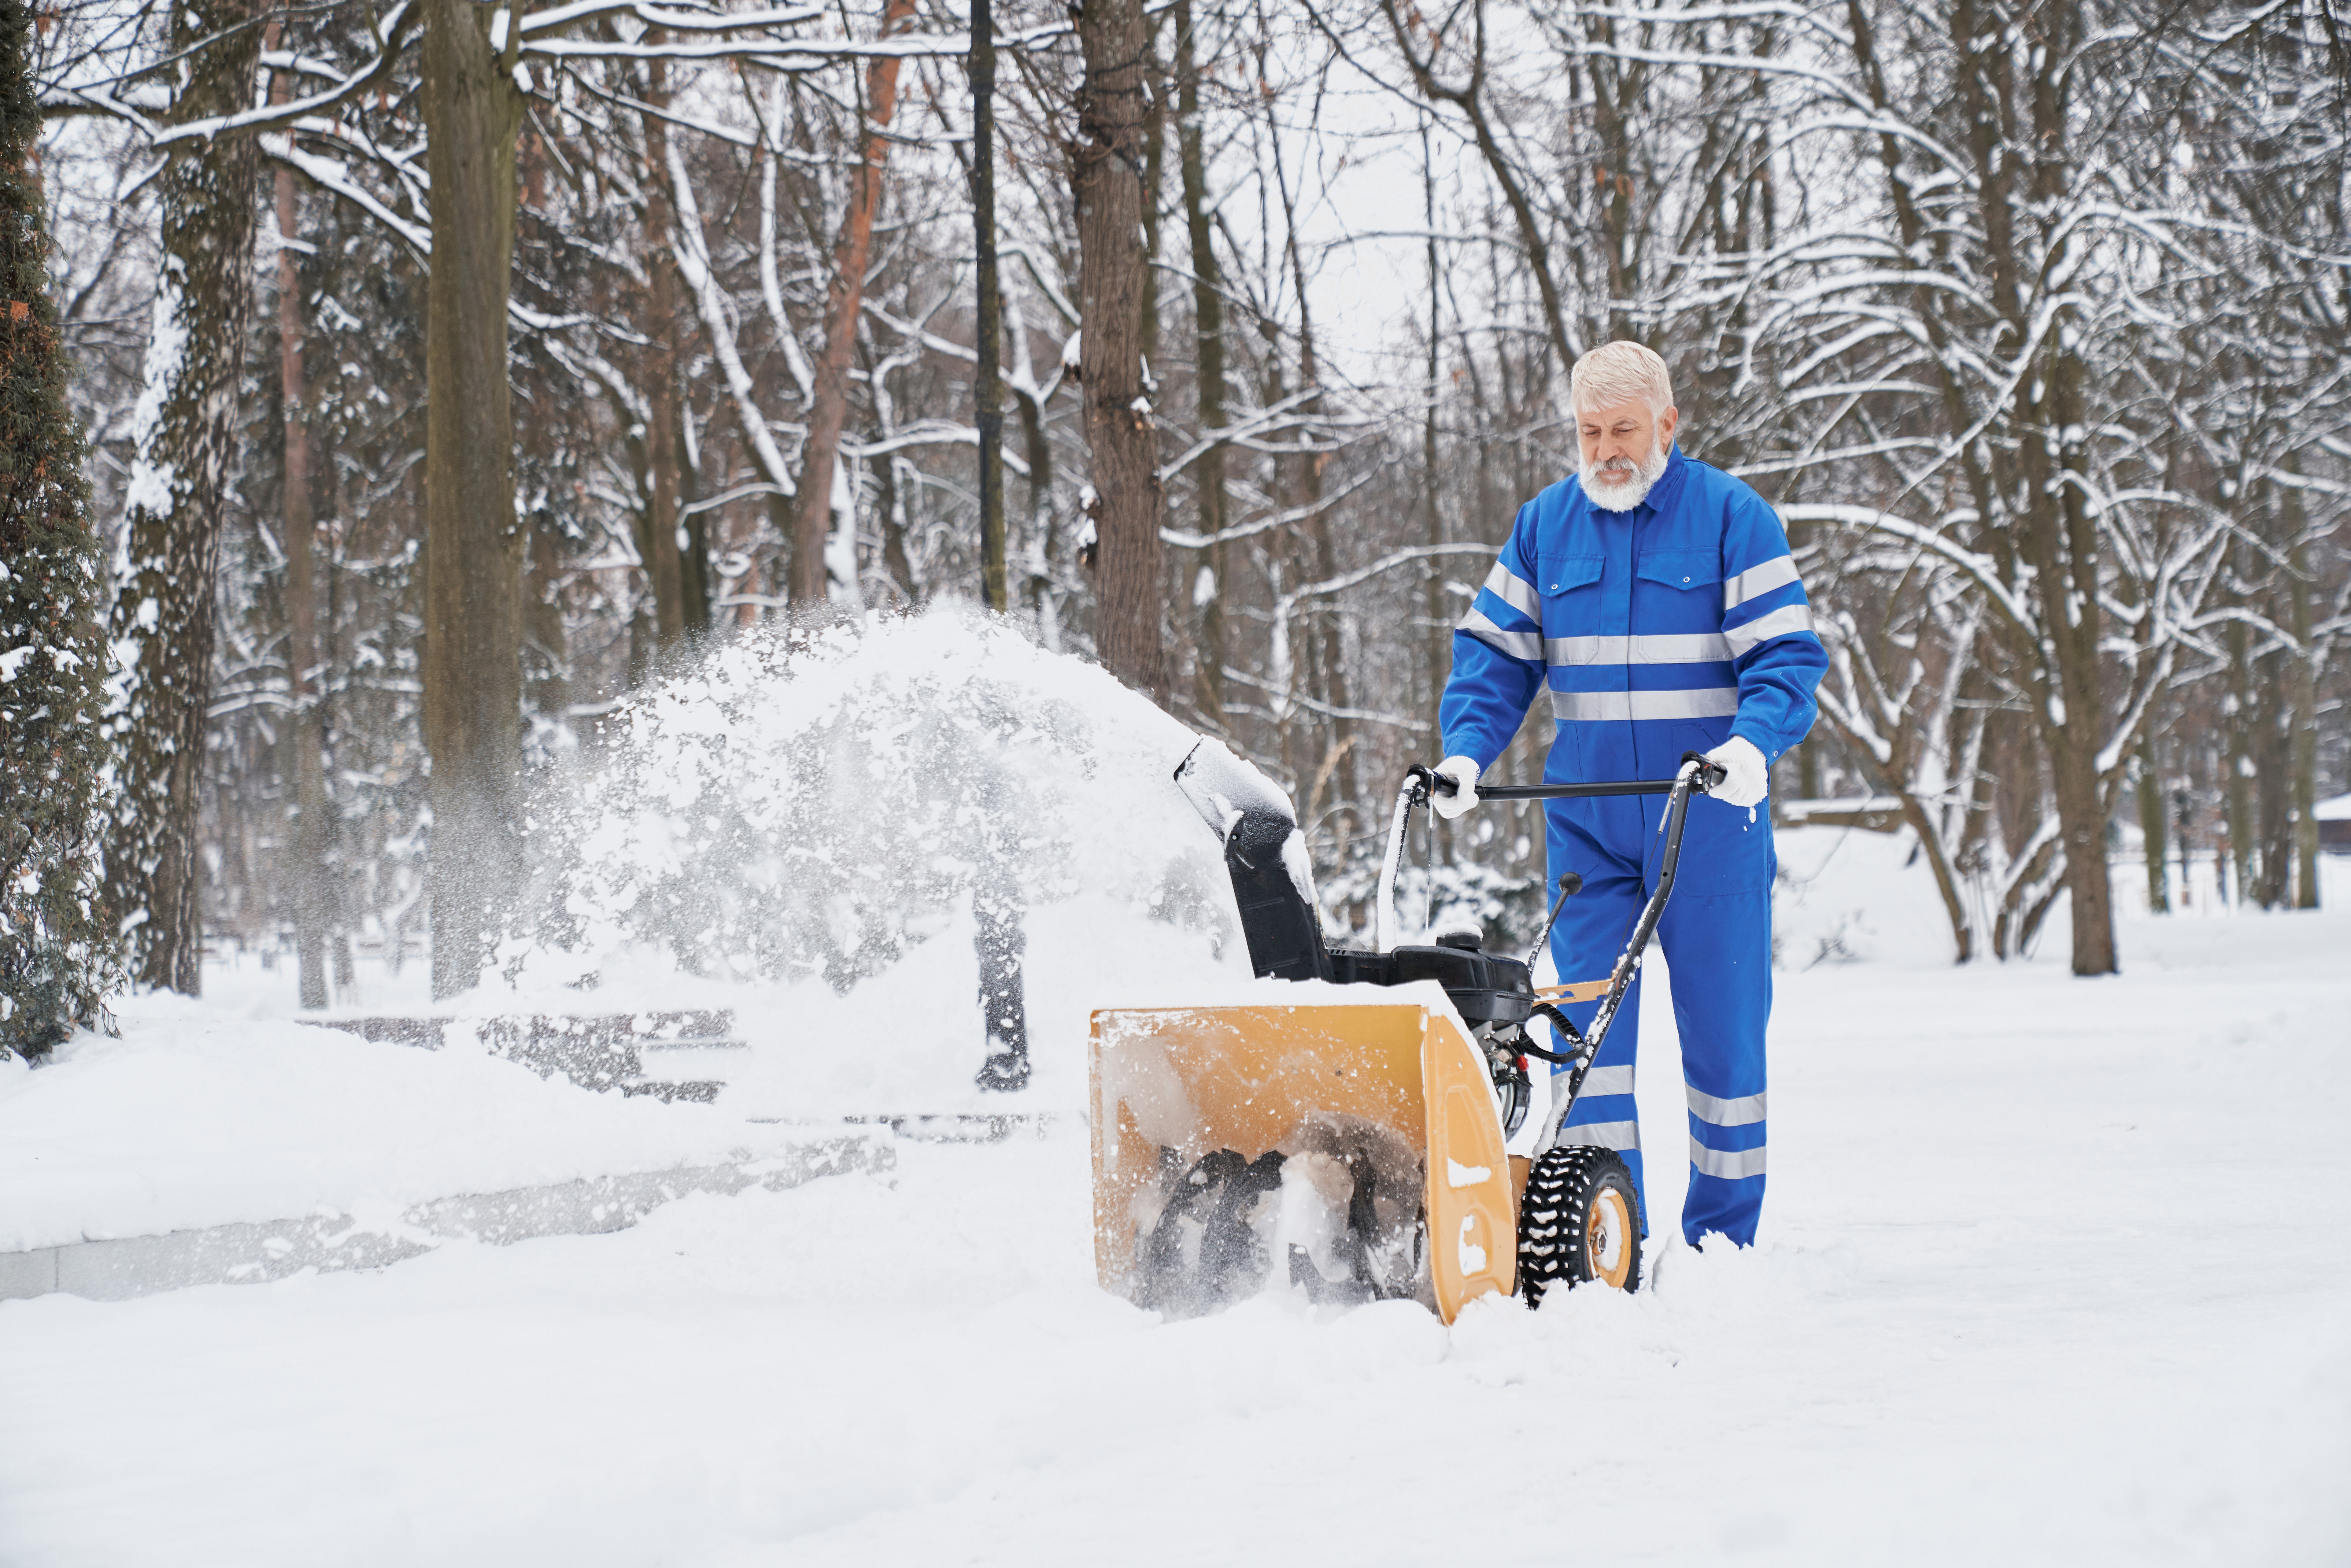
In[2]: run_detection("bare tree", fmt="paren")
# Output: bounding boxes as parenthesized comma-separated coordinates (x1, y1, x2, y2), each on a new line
(102, 0, 264, 993)
(790, 0, 919, 606)
(1074, 0, 1165, 701)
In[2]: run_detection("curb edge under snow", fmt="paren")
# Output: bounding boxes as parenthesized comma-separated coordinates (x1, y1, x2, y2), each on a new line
(0, 1131, 895, 1305)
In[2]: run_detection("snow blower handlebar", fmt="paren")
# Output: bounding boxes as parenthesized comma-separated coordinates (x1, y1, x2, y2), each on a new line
(1428, 756, 1729, 802)
(1376, 754, 1726, 954)
(1524, 753, 1723, 1156)
(1385, 754, 1730, 1156)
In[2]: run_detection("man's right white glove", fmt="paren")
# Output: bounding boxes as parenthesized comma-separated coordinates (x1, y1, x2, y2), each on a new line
(1701, 735, 1769, 810)
(1430, 755, 1482, 819)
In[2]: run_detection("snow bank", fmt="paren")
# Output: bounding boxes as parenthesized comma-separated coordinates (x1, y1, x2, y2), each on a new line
(0, 1011, 837, 1252)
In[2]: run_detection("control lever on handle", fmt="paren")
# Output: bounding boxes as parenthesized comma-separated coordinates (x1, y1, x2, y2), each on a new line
(1524, 872, 1583, 969)
(1682, 750, 1730, 793)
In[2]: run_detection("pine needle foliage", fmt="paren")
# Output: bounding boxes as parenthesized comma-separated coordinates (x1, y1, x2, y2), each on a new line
(0, 0, 114, 1059)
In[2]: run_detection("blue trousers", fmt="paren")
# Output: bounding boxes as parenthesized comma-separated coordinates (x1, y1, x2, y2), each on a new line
(1544, 792, 1772, 1247)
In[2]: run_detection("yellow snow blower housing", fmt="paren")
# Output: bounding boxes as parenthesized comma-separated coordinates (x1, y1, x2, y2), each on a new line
(1089, 739, 1724, 1322)
(1090, 999, 1516, 1322)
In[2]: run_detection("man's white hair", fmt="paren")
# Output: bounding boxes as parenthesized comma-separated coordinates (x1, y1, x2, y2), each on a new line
(1570, 340, 1674, 416)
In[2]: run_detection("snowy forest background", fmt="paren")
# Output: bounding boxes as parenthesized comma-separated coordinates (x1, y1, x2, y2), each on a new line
(15, 0, 2351, 1033)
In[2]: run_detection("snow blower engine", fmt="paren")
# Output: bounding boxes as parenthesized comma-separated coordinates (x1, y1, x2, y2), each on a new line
(1086, 739, 1725, 1322)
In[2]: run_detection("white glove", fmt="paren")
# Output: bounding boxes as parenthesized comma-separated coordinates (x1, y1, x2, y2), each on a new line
(1702, 736, 1769, 810)
(1430, 756, 1482, 819)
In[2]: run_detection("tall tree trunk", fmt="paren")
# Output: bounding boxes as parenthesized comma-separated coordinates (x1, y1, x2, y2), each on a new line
(2022, 340, 2116, 974)
(1175, 0, 1227, 717)
(525, 514, 571, 735)
(2255, 658, 2291, 908)
(275, 66, 331, 1009)
(2224, 611, 2253, 903)
(1009, 292, 1056, 629)
(641, 59, 687, 649)
(420, 0, 525, 999)
(678, 401, 710, 635)
(1076, 0, 1167, 703)
(2283, 481, 2320, 909)
(789, 0, 918, 605)
(1965, 0, 2114, 975)
(1, 0, 115, 1058)
(103, 0, 263, 994)
(970, 0, 1007, 610)
(1138, 14, 1164, 381)
(2137, 725, 2168, 915)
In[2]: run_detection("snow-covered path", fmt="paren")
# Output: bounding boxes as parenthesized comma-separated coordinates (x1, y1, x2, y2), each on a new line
(5, 910, 2349, 1566)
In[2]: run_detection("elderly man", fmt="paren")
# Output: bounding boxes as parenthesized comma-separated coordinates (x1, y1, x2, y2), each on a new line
(1433, 341, 1824, 1249)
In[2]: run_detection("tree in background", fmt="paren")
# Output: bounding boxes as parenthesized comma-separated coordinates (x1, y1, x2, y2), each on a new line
(98, 0, 262, 993)
(0, 0, 113, 1057)
(25, 0, 2345, 997)
(418, 0, 528, 1000)
(1073, 0, 1166, 704)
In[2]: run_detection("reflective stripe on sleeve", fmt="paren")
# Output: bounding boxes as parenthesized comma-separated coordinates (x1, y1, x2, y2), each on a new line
(1577, 1064, 1636, 1098)
(1545, 632, 1732, 667)
(1558, 1119, 1641, 1152)
(1689, 1139, 1766, 1180)
(1482, 561, 1543, 620)
(1721, 554, 1801, 610)
(1458, 609, 1543, 663)
(1551, 687, 1740, 722)
(1686, 1086, 1766, 1126)
(1724, 603, 1815, 658)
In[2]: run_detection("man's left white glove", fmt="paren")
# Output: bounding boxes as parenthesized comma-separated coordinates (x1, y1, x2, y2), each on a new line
(1430, 756, 1482, 819)
(1702, 736, 1769, 810)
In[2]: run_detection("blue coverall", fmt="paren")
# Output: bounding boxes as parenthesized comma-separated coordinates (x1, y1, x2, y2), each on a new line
(1440, 444, 1825, 1247)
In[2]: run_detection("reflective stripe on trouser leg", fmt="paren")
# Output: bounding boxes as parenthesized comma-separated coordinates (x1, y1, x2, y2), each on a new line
(1546, 823, 1653, 1234)
(1657, 885, 1772, 1248)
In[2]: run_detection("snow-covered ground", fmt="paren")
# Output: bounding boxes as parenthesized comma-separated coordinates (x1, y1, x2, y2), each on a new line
(5, 896, 2347, 1565)
(0, 1003, 866, 1253)
(8, 620, 2345, 1561)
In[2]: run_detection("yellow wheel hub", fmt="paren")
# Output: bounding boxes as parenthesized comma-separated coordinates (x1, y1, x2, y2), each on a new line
(1584, 1184, 1634, 1289)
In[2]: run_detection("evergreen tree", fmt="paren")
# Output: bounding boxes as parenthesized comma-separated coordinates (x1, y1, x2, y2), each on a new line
(0, 0, 114, 1058)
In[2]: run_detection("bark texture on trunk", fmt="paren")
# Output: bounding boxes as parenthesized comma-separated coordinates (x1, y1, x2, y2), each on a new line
(970, 0, 1007, 611)
(2023, 334, 2117, 974)
(103, 0, 264, 994)
(789, 0, 917, 606)
(2283, 482, 2319, 909)
(1074, 0, 1167, 704)
(1, 0, 116, 1057)
(2224, 611, 2253, 902)
(1175, 0, 1226, 716)
(2136, 727, 2168, 915)
(641, 58, 688, 649)
(275, 97, 331, 1009)
(420, 0, 525, 999)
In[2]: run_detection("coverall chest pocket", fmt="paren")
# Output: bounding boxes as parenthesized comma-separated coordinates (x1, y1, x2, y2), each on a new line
(1535, 554, 1606, 638)
(1634, 549, 1721, 597)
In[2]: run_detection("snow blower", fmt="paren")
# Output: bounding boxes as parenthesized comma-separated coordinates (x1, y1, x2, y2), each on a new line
(1088, 741, 1726, 1323)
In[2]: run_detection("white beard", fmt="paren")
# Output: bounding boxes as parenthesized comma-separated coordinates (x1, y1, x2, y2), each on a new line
(1579, 436, 1670, 512)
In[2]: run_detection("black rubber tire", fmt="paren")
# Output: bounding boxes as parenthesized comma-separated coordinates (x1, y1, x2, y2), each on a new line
(1517, 1144, 1643, 1307)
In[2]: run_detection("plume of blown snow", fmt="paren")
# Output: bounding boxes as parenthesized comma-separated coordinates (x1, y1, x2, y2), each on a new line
(489, 611, 1249, 1106)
